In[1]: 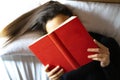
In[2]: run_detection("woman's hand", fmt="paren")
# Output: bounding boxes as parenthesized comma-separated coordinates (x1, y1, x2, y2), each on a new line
(87, 39, 110, 67)
(44, 64, 64, 80)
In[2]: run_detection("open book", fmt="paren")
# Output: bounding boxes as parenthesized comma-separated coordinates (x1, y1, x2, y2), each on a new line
(29, 16, 98, 72)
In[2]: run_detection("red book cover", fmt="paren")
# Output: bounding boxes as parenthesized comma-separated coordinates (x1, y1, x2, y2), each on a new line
(29, 16, 98, 73)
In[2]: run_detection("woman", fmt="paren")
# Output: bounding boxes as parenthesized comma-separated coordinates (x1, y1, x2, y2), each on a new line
(1, 1, 120, 80)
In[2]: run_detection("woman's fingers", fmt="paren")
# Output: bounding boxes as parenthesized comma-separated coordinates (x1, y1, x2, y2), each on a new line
(44, 64, 50, 72)
(88, 39, 109, 55)
(48, 66, 60, 77)
(88, 54, 102, 59)
(93, 39, 106, 48)
(88, 53, 110, 67)
(44, 65, 64, 80)
(87, 48, 99, 52)
(88, 53, 106, 61)
(87, 39, 110, 67)
(50, 68, 64, 79)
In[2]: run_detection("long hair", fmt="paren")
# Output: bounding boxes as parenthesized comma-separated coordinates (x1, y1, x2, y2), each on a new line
(1, 1, 73, 46)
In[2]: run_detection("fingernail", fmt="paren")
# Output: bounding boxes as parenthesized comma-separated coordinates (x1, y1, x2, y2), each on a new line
(46, 64, 49, 66)
(57, 65, 60, 68)
(87, 48, 90, 51)
(88, 55, 91, 58)
(93, 39, 96, 42)
(60, 68, 63, 70)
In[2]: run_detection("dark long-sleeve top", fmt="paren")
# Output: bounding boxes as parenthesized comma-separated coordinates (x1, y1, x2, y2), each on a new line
(60, 32, 120, 80)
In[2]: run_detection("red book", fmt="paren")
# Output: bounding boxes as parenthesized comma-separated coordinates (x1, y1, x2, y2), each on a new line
(29, 16, 98, 73)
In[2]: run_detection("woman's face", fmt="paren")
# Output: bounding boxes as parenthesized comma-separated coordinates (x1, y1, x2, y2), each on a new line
(45, 14, 70, 33)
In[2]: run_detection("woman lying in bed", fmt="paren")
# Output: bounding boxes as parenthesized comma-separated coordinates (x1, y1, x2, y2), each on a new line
(1, 1, 120, 80)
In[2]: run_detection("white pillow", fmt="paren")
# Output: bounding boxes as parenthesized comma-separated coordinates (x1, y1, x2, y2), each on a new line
(60, 1, 120, 45)
(0, 32, 41, 56)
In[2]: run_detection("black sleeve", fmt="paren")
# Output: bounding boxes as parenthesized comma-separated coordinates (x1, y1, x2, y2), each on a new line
(89, 32, 120, 80)
(101, 37, 120, 80)
(60, 61, 107, 80)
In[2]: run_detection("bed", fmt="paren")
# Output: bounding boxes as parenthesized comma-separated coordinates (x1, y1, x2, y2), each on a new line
(0, 0, 120, 80)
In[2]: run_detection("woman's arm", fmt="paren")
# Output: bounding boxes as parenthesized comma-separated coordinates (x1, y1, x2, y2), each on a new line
(89, 32, 120, 80)
(99, 37, 120, 80)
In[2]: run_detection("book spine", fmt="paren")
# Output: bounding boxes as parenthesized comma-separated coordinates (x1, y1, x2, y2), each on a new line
(48, 32, 79, 69)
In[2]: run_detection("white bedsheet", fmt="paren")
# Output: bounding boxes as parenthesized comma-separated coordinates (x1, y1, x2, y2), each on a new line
(0, 55, 49, 80)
